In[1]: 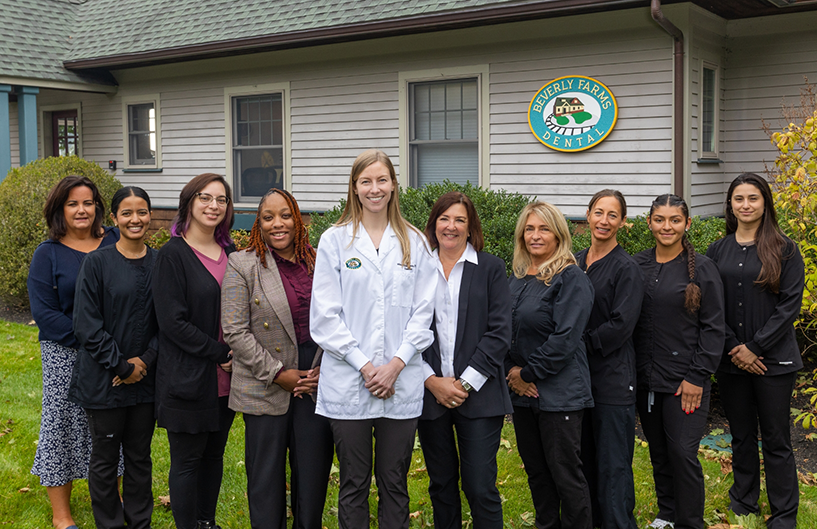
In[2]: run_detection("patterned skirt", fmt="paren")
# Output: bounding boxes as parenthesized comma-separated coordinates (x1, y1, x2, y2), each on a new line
(31, 341, 123, 486)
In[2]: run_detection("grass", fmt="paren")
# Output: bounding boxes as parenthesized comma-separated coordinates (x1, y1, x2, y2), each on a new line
(2, 320, 817, 528)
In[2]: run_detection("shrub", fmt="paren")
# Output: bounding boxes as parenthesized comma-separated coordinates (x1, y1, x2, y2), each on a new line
(571, 214, 726, 256)
(145, 227, 251, 251)
(0, 156, 121, 306)
(307, 181, 533, 275)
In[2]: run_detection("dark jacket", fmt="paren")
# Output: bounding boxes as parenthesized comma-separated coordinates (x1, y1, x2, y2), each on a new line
(506, 264, 595, 412)
(153, 237, 234, 434)
(576, 245, 644, 405)
(69, 244, 158, 409)
(633, 248, 725, 393)
(420, 252, 513, 420)
(706, 234, 805, 375)
(27, 227, 119, 348)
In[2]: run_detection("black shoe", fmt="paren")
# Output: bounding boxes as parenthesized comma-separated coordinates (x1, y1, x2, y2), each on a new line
(196, 521, 221, 529)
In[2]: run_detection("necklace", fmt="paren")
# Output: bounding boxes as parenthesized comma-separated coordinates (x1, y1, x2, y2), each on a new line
(116, 241, 147, 259)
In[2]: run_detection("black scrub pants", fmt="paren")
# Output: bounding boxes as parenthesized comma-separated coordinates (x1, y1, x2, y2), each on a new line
(512, 406, 592, 529)
(85, 402, 155, 529)
(329, 417, 418, 529)
(636, 385, 710, 529)
(718, 371, 798, 529)
(167, 396, 236, 529)
(580, 402, 638, 529)
(243, 395, 334, 529)
(417, 411, 505, 529)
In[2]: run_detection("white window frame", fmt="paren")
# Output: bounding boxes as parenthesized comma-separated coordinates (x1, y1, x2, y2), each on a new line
(121, 94, 162, 170)
(698, 61, 720, 160)
(40, 103, 82, 159)
(398, 65, 489, 188)
(224, 82, 291, 208)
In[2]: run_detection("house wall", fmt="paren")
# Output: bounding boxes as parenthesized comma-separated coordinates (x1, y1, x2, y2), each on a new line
(722, 11, 817, 187)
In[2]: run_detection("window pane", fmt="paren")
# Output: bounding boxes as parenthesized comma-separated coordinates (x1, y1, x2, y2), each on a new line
(702, 67, 716, 153)
(415, 112, 429, 140)
(234, 93, 285, 202)
(129, 103, 153, 133)
(462, 81, 477, 109)
(260, 100, 272, 121)
(462, 110, 478, 139)
(430, 84, 445, 111)
(235, 147, 284, 200)
(415, 85, 429, 112)
(446, 83, 462, 110)
(249, 122, 260, 146)
(429, 112, 445, 140)
(130, 133, 155, 165)
(237, 123, 249, 146)
(260, 122, 272, 146)
(446, 110, 462, 140)
(413, 142, 478, 187)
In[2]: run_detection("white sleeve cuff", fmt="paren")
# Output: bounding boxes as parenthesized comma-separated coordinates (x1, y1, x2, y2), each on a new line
(461, 366, 489, 392)
(346, 348, 370, 372)
(422, 361, 436, 381)
(395, 343, 417, 366)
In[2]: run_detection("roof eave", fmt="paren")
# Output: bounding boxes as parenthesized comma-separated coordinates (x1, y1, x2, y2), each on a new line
(0, 75, 117, 93)
(63, 0, 645, 70)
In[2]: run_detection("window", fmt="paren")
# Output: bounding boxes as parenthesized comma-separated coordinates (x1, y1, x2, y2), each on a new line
(231, 93, 284, 203)
(41, 104, 82, 158)
(122, 95, 161, 169)
(699, 63, 719, 158)
(409, 79, 479, 187)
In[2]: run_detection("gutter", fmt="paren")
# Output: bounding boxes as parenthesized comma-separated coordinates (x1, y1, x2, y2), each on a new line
(651, 0, 685, 198)
(64, 0, 644, 70)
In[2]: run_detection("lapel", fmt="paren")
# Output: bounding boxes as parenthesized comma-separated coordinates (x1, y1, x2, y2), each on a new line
(347, 223, 381, 272)
(257, 249, 298, 346)
(453, 259, 475, 371)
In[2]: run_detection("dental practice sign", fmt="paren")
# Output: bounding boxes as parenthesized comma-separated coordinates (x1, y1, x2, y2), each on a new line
(528, 75, 618, 152)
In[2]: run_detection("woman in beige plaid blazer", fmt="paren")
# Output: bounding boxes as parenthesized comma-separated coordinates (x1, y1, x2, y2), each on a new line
(222, 188, 334, 529)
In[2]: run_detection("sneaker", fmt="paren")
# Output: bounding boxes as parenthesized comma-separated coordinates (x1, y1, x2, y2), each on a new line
(197, 521, 221, 529)
(648, 520, 674, 529)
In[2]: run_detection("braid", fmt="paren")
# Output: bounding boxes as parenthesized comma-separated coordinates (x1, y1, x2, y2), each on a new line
(682, 235, 701, 313)
(243, 189, 316, 275)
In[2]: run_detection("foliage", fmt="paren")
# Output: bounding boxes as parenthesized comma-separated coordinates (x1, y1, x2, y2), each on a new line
(571, 214, 726, 256)
(145, 227, 251, 250)
(0, 156, 121, 306)
(765, 80, 817, 337)
(307, 182, 533, 275)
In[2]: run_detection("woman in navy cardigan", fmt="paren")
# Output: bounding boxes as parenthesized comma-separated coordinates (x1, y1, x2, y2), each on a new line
(417, 191, 512, 529)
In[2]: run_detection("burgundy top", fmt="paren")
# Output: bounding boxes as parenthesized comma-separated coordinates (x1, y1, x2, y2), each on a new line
(271, 249, 314, 345)
(191, 246, 231, 397)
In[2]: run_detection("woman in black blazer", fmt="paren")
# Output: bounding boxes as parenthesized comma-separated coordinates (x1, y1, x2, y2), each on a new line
(153, 173, 236, 529)
(706, 173, 805, 529)
(417, 191, 512, 529)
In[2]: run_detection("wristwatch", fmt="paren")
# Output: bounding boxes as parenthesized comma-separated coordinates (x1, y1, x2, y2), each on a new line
(459, 378, 473, 392)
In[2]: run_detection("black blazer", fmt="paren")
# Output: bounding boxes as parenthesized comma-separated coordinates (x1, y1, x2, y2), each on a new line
(421, 251, 513, 420)
(153, 237, 235, 434)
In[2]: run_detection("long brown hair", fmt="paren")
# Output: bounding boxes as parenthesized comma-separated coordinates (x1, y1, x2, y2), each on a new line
(43, 175, 105, 241)
(650, 194, 701, 313)
(725, 173, 787, 293)
(242, 188, 316, 274)
(336, 149, 418, 268)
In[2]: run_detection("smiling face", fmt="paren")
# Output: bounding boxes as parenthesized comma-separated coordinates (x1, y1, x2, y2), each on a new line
(354, 161, 393, 218)
(189, 180, 227, 233)
(435, 203, 469, 258)
(587, 196, 625, 244)
(63, 185, 96, 235)
(260, 192, 296, 260)
(112, 195, 151, 243)
(524, 212, 558, 265)
(730, 183, 765, 228)
(648, 204, 690, 250)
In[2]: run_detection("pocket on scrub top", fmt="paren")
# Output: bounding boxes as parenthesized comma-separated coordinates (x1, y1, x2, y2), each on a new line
(391, 267, 415, 308)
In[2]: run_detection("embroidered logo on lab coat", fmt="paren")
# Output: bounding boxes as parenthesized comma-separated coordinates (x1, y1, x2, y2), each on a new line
(345, 257, 362, 269)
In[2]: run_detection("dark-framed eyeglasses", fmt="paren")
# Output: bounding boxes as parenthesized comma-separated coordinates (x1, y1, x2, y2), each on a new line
(196, 193, 230, 207)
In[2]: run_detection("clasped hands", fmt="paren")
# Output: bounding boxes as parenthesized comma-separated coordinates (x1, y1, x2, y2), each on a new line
(426, 376, 469, 409)
(506, 366, 538, 398)
(360, 358, 405, 400)
(112, 357, 147, 386)
(275, 366, 321, 398)
(729, 343, 766, 375)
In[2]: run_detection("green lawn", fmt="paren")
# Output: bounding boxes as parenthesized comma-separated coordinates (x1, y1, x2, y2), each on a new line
(2, 320, 817, 528)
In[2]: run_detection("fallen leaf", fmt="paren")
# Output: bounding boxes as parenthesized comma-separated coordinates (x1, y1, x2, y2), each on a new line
(500, 438, 511, 450)
(720, 458, 732, 475)
(409, 511, 421, 519)
(18, 487, 30, 493)
(158, 495, 171, 507)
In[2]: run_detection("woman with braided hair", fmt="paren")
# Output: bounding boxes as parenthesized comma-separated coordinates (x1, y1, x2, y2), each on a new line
(633, 194, 725, 529)
(221, 188, 333, 529)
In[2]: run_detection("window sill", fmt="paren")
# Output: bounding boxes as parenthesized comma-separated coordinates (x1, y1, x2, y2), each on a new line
(696, 158, 723, 165)
(122, 167, 163, 173)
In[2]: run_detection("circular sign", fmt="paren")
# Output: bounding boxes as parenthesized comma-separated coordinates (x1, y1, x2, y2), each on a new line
(527, 76, 618, 152)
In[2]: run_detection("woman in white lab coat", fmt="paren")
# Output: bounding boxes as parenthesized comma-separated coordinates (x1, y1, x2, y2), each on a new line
(310, 149, 436, 529)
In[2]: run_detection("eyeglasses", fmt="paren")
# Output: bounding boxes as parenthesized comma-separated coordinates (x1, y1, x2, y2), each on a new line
(196, 193, 230, 207)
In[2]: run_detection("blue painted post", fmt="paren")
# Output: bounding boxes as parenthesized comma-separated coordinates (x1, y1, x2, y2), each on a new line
(16, 86, 39, 166)
(0, 85, 11, 181)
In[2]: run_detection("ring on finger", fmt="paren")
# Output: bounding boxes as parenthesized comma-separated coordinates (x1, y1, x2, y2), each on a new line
(374, 390, 380, 396)
(451, 401, 457, 407)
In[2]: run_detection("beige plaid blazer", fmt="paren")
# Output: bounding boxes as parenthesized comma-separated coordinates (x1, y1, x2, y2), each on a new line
(222, 249, 320, 416)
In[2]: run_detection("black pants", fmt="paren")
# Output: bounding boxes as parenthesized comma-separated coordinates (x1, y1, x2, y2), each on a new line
(580, 403, 638, 529)
(167, 396, 235, 529)
(718, 371, 798, 529)
(636, 386, 710, 529)
(85, 402, 155, 529)
(418, 411, 504, 529)
(512, 406, 591, 529)
(329, 417, 418, 529)
(243, 396, 334, 529)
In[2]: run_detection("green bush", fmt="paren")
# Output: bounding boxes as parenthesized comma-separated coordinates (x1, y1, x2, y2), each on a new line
(0, 156, 121, 306)
(145, 227, 251, 250)
(571, 214, 726, 256)
(307, 181, 533, 275)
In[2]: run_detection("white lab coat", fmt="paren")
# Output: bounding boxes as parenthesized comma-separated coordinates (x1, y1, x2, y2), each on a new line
(310, 221, 436, 419)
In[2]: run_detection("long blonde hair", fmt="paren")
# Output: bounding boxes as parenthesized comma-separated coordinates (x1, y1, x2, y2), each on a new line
(512, 202, 576, 284)
(336, 149, 416, 267)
